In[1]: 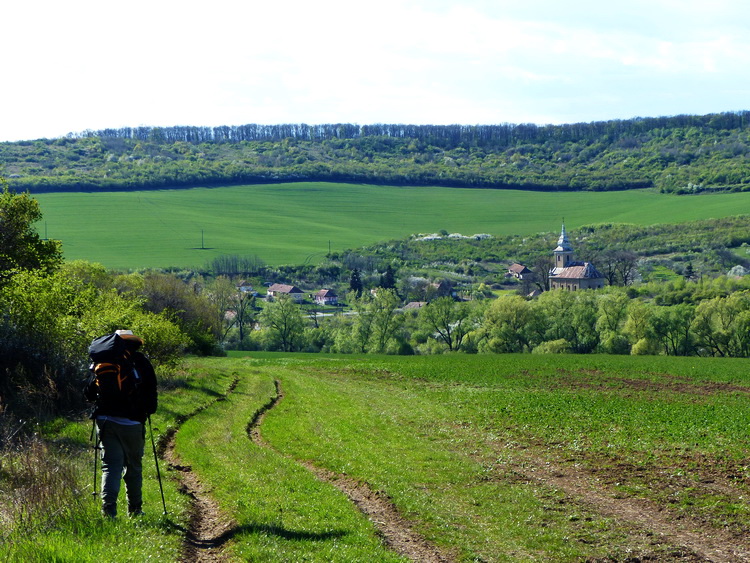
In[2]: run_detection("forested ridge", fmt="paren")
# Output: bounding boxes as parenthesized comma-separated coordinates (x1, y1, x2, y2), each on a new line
(2, 111, 750, 193)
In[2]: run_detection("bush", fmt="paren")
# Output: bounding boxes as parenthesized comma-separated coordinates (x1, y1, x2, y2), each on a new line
(532, 339, 571, 354)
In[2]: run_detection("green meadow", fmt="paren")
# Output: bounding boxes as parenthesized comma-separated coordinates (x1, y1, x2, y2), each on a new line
(9, 353, 749, 561)
(32, 183, 750, 270)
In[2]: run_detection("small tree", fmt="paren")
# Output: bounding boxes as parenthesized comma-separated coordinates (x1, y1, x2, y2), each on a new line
(349, 268, 363, 297)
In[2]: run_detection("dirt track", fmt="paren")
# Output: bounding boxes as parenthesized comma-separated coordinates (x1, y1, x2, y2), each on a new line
(163, 374, 750, 562)
(248, 380, 455, 562)
(512, 454, 750, 562)
(160, 377, 240, 562)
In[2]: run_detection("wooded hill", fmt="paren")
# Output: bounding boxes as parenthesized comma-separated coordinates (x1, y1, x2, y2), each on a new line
(2, 111, 750, 193)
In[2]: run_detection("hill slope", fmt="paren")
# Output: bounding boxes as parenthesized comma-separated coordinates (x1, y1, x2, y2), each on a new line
(32, 183, 750, 270)
(3, 111, 750, 194)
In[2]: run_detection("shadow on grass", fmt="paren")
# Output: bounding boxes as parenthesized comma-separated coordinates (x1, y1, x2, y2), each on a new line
(167, 520, 348, 550)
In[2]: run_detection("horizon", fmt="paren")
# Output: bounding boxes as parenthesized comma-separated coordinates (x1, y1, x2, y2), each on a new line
(3, 0, 749, 143)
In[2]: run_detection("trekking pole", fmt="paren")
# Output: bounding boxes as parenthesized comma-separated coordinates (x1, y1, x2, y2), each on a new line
(90, 420, 99, 497)
(148, 416, 167, 515)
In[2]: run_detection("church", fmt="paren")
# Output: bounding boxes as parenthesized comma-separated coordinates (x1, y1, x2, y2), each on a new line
(549, 223, 606, 290)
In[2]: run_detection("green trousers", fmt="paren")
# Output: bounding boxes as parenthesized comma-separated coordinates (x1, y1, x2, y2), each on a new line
(96, 419, 145, 517)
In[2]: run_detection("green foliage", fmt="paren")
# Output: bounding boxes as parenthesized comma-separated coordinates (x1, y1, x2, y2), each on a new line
(418, 297, 473, 352)
(5, 112, 750, 193)
(259, 295, 306, 352)
(0, 183, 62, 282)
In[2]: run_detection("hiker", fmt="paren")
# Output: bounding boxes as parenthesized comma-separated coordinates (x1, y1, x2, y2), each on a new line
(84, 329, 158, 518)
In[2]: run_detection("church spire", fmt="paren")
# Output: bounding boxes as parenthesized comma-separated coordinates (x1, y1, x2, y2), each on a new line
(554, 221, 572, 252)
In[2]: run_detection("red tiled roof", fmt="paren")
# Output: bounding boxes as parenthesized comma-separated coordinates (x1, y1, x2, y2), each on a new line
(267, 283, 303, 294)
(553, 262, 604, 280)
(509, 263, 530, 274)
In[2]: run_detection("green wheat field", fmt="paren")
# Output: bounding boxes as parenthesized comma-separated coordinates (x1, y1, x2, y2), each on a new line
(33, 183, 750, 270)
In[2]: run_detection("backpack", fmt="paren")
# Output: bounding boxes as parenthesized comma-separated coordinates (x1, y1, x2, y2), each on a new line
(87, 333, 142, 413)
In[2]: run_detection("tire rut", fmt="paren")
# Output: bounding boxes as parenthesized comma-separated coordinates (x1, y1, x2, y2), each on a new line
(161, 376, 240, 562)
(511, 453, 750, 562)
(248, 379, 455, 563)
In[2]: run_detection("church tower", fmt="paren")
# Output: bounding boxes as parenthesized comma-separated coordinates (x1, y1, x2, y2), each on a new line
(553, 222, 574, 271)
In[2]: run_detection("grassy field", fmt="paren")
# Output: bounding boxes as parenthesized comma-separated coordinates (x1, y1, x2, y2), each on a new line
(32, 182, 750, 270)
(8, 353, 748, 561)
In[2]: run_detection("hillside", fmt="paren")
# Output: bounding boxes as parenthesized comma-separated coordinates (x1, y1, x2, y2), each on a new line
(2, 111, 750, 194)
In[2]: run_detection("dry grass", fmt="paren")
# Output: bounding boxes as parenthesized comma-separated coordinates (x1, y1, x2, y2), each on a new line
(0, 418, 87, 543)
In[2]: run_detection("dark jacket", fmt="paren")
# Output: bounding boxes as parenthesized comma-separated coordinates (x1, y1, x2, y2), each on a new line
(85, 351, 158, 423)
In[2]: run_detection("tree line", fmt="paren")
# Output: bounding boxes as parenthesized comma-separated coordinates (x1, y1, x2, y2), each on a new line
(72, 111, 750, 149)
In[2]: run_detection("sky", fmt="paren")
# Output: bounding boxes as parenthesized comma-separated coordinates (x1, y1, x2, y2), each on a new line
(2, 0, 750, 142)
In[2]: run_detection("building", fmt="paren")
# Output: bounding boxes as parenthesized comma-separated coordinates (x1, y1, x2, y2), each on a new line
(314, 288, 338, 306)
(508, 263, 534, 280)
(549, 223, 606, 290)
(266, 283, 305, 302)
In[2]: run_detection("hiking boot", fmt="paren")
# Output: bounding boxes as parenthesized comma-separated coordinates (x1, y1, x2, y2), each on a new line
(128, 509, 145, 517)
(102, 504, 117, 518)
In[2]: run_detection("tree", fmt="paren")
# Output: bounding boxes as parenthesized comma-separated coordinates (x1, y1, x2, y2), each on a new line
(650, 303, 696, 356)
(0, 182, 62, 283)
(260, 295, 305, 352)
(530, 253, 554, 291)
(684, 261, 695, 281)
(479, 295, 535, 353)
(349, 268, 363, 297)
(598, 250, 639, 286)
(419, 297, 471, 352)
(343, 293, 376, 353)
(692, 293, 750, 357)
(596, 291, 630, 334)
(623, 300, 659, 355)
(369, 289, 403, 353)
(379, 264, 397, 290)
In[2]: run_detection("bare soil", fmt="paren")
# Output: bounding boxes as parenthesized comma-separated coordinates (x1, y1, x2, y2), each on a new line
(509, 452, 750, 562)
(159, 377, 240, 562)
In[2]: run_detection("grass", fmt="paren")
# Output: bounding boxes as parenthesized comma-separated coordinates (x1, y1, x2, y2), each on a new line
(32, 182, 750, 270)
(5, 352, 749, 561)
(173, 358, 402, 561)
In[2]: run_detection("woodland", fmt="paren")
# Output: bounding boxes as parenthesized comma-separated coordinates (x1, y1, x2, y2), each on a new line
(2, 111, 750, 194)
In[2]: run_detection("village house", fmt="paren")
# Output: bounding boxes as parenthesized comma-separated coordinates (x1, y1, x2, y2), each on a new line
(236, 280, 257, 295)
(266, 283, 305, 302)
(508, 263, 534, 280)
(314, 288, 338, 306)
(548, 223, 606, 290)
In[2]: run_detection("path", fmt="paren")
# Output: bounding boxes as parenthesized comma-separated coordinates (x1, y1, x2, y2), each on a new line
(159, 378, 239, 562)
(248, 380, 455, 563)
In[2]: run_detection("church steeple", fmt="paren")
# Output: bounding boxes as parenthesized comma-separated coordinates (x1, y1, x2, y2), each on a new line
(553, 222, 574, 269)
